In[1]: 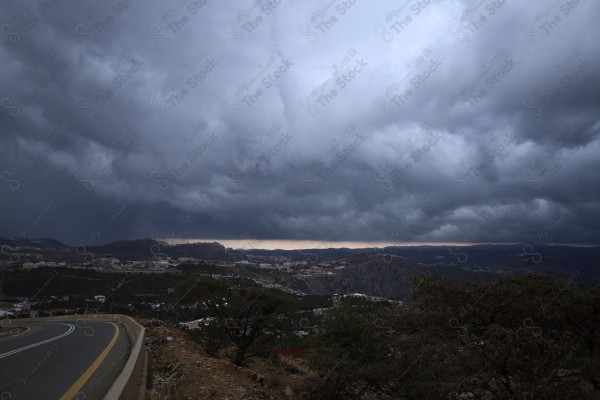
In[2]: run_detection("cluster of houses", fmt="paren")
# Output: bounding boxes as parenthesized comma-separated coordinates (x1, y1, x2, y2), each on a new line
(18, 258, 179, 272)
(0, 293, 110, 319)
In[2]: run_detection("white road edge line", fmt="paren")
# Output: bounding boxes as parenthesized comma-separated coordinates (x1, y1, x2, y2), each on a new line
(0, 324, 76, 359)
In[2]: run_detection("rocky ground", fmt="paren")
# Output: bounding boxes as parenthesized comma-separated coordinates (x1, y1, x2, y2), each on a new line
(143, 320, 308, 400)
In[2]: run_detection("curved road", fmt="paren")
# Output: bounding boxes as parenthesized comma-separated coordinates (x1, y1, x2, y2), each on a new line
(0, 320, 130, 400)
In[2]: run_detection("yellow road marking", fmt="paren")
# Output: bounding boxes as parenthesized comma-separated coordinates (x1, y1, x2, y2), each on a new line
(0, 326, 31, 341)
(59, 322, 119, 400)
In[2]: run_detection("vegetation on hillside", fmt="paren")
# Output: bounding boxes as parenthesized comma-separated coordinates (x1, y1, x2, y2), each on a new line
(2, 268, 599, 398)
(303, 274, 600, 399)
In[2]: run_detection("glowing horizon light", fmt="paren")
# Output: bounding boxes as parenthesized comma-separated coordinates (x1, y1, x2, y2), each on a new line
(159, 239, 597, 251)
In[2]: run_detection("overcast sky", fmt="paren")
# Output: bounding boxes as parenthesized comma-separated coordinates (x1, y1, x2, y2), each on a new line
(1, 0, 599, 248)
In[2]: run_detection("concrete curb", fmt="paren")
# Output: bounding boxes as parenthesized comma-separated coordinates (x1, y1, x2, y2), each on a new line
(139, 342, 149, 400)
(103, 315, 146, 400)
(1, 314, 147, 400)
(0, 325, 26, 338)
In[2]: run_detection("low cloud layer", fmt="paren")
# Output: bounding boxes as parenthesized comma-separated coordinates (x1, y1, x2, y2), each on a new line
(1, 0, 599, 247)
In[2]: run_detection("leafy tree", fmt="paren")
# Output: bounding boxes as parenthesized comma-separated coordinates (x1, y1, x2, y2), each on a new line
(305, 305, 392, 399)
(305, 274, 600, 399)
(206, 288, 282, 366)
(188, 322, 228, 357)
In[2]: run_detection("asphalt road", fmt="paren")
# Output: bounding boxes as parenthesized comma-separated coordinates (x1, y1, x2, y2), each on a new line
(0, 319, 130, 400)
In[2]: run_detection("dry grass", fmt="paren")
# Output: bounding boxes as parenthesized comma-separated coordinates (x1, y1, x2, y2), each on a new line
(143, 320, 307, 400)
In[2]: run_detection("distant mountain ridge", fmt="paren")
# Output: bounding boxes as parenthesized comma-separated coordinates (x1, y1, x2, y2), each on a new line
(0, 237, 234, 262)
(0, 237, 71, 250)
(2, 237, 599, 281)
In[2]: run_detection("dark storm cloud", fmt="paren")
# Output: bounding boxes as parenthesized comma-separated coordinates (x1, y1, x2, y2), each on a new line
(1, 0, 599, 247)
